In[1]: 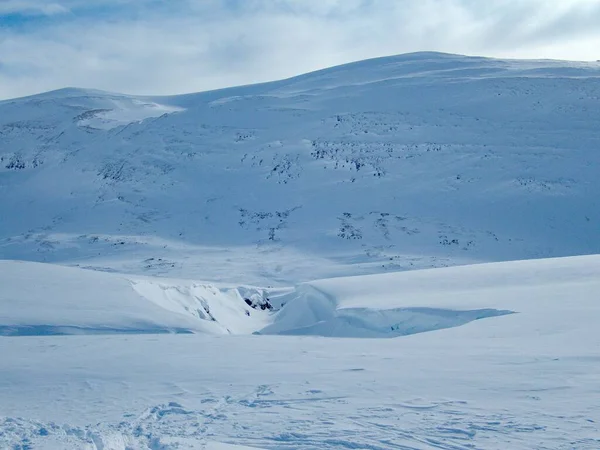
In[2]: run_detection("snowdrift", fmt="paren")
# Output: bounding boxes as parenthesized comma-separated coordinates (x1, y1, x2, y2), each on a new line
(261, 254, 600, 338)
(0, 260, 274, 336)
(260, 281, 512, 338)
(2, 254, 598, 338)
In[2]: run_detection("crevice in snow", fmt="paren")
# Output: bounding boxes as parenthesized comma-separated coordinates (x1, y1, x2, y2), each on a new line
(129, 279, 274, 335)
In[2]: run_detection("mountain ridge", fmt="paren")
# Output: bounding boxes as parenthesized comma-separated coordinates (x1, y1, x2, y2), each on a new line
(4, 50, 600, 103)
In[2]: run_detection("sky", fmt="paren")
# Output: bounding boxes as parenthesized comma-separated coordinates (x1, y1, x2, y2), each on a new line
(1, 0, 600, 99)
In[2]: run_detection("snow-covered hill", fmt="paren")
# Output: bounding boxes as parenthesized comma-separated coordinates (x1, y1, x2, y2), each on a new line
(2, 52, 600, 284)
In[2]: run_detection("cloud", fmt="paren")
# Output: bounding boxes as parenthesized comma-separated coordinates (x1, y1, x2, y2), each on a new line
(0, 1, 70, 16)
(1, 0, 600, 99)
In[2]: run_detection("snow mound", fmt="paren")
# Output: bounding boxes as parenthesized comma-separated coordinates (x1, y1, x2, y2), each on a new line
(261, 284, 513, 338)
(262, 254, 600, 338)
(0, 260, 272, 336)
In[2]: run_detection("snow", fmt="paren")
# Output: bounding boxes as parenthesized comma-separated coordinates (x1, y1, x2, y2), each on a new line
(1, 52, 600, 283)
(75, 99, 183, 130)
(10, 253, 596, 340)
(0, 260, 275, 336)
(1, 255, 600, 448)
(264, 254, 600, 339)
(2, 52, 600, 449)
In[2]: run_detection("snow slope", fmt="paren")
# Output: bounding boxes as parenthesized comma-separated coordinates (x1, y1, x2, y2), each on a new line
(0, 260, 276, 336)
(2, 53, 600, 284)
(1, 255, 599, 449)
(262, 254, 599, 338)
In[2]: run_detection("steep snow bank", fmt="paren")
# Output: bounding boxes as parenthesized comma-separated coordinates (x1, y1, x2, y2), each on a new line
(262, 254, 600, 338)
(260, 284, 513, 338)
(0, 260, 272, 336)
(3, 255, 599, 338)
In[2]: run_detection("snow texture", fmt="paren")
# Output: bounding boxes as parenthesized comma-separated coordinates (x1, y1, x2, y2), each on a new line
(2, 52, 600, 449)
(1, 52, 600, 284)
(0, 260, 276, 336)
(1, 255, 600, 448)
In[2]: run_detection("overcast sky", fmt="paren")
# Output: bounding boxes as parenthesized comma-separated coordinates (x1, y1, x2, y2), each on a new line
(1, 0, 599, 99)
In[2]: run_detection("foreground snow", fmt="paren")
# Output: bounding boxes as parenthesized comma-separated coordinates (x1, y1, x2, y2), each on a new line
(1, 255, 599, 448)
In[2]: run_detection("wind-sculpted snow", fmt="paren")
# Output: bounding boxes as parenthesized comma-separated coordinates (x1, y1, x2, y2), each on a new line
(0, 260, 277, 336)
(0, 259, 513, 339)
(261, 253, 600, 338)
(2, 254, 599, 340)
(261, 283, 513, 338)
(2, 53, 600, 283)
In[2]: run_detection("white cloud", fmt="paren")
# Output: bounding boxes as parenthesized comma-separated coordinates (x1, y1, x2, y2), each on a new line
(1, 0, 600, 99)
(0, 1, 70, 16)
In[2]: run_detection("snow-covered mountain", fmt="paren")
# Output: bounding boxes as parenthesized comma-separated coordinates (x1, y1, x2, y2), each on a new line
(2, 52, 600, 285)
(2, 52, 600, 449)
